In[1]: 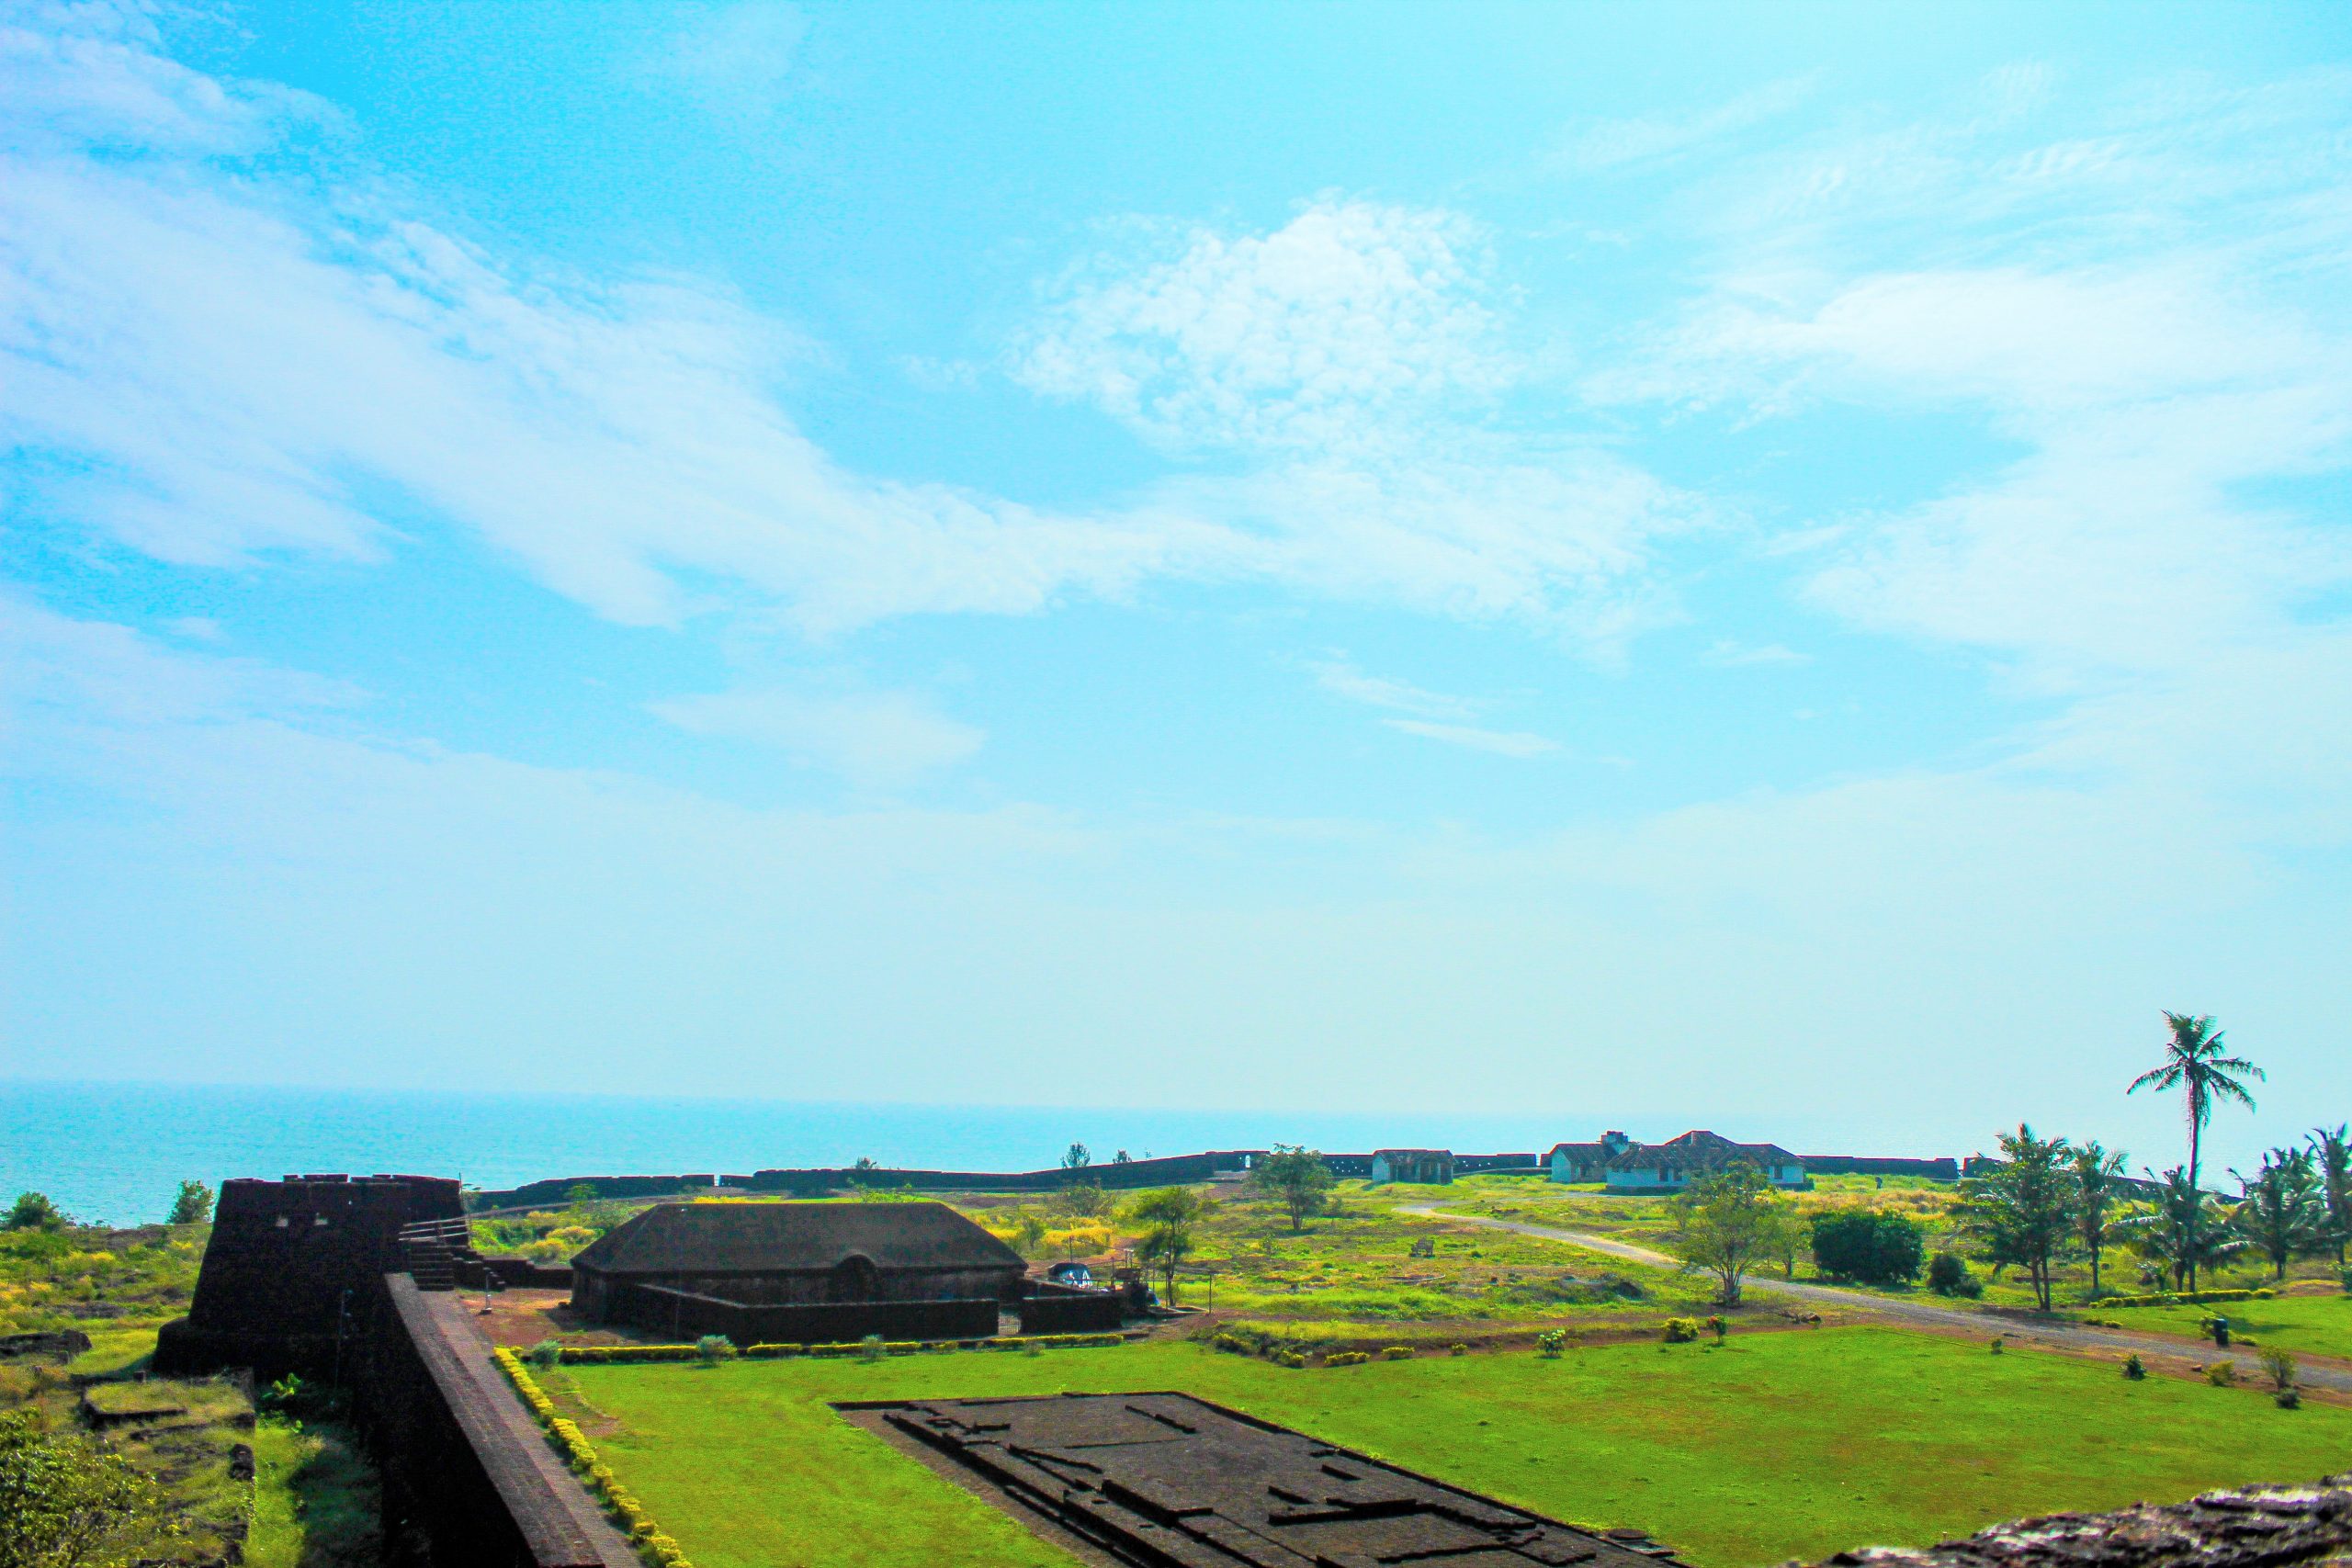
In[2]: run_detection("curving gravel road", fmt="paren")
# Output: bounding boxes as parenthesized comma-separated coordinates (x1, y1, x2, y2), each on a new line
(1401, 1201, 2352, 1395)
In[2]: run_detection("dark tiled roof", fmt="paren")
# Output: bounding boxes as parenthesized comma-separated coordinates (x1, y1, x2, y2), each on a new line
(571, 1201, 1023, 1276)
(1607, 1131, 1801, 1170)
(1373, 1149, 1453, 1160)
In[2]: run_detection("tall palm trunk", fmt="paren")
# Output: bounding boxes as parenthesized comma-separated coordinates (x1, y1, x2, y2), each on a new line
(2186, 1110, 2202, 1291)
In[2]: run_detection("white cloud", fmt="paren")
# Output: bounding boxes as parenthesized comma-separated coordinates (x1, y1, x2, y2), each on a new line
(1309, 660, 1477, 722)
(650, 686, 982, 785)
(1701, 639, 1809, 668)
(1553, 75, 1819, 175)
(638, 3, 807, 118)
(0, 22, 1698, 651)
(1014, 199, 1514, 454)
(1382, 719, 1559, 758)
(1608, 261, 2351, 678)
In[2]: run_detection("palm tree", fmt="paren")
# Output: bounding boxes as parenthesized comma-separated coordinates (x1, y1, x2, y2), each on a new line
(2128, 1012, 2262, 1290)
(2233, 1147, 2324, 1280)
(2309, 1124, 2352, 1269)
(2070, 1141, 2127, 1296)
(2117, 1166, 2243, 1291)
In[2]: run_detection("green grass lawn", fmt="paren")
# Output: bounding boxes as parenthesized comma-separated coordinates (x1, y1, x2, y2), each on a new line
(563, 1326, 2352, 1568)
(248, 1418, 382, 1568)
(2087, 1292, 2352, 1360)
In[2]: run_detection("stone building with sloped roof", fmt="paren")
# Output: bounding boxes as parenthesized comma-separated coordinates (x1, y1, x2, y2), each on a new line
(1604, 1130, 1805, 1192)
(1369, 1149, 1454, 1184)
(567, 1200, 1106, 1343)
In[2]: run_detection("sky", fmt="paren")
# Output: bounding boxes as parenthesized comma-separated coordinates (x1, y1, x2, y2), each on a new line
(3, 0, 2349, 1171)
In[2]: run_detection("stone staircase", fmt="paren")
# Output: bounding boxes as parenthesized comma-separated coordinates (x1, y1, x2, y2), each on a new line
(399, 1216, 476, 1292)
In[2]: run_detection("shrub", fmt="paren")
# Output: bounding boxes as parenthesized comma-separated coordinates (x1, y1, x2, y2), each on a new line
(1275, 1349, 1307, 1369)
(1810, 1210, 1926, 1286)
(1927, 1251, 1980, 1296)
(1447, 1343, 1468, 1357)
(2259, 1347, 2298, 1392)
(1380, 1346, 1412, 1361)
(1536, 1329, 1566, 1359)
(1989, 1337, 2004, 1355)
(858, 1334, 886, 1363)
(527, 1338, 563, 1370)
(2121, 1354, 2146, 1380)
(695, 1334, 733, 1365)
(1325, 1350, 1372, 1368)
(1705, 1315, 1728, 1343)
(1662, 1317, 1702, 1344)
(4, 1191, 65, 1232)
(2277, 1387, 2301, 1410)
(2205, 1361, 2235, 1387)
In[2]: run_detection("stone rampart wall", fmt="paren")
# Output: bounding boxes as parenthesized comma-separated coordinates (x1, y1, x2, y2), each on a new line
(1801, 1156, 1962, 1180)
(616, 1284, 1001, 1344)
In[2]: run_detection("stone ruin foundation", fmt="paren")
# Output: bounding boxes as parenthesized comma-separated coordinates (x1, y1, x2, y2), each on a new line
(841, 1390, 1684, 1568)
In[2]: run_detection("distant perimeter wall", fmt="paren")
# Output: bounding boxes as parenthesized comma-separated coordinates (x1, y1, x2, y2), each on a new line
(1800, 1156, 1961, 1181)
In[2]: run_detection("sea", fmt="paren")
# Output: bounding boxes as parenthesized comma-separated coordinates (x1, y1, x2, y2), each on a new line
(3, 1081, 1589, 1225)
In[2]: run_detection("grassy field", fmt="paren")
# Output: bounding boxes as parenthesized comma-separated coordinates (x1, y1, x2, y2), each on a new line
(560, 1326, 2352, 1568)
(2082, 1291, 2352, 1360)
(1423, 1175, 2351, 1312)
(248, 1416, 384, 1568)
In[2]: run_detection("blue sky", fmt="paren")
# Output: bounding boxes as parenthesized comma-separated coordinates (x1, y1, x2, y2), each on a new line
(4, 0, 2349, 1168)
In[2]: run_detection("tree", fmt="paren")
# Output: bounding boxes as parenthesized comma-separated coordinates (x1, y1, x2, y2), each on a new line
(0, 1410, 182, 1568)
(2119, 1166, 2243, 1290)
(1125, 1187, 1211, 1304)
(1808, 1210, 1925, 1285)
(1061, 1143, 1091, 1172)
(1054, 1179, 1111, 1221)
(1959, 1124, 2076, 1311)
(2309, 1124, 2352, 1268)
(4, 1193, 64, 1233)
(166, 1180, 214, 1227)
(2128, 1012, 2261, 1291)
(1113, 1149, 1132, 1165)
(1012, 1210, 1047, 1256)
(2233, 1146, 2324, 1280)
(1671, 1163, 1792, 1305)
(1249, 1145, 1336, 1234)
(2070, 1142, 2126, 1295)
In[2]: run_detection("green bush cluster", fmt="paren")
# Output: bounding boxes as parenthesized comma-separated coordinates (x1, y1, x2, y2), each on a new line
(1273, 1349, 1307, 1369)
(1379, 1345, 1413, 1361)
(2099, 1287, 2277, 1309)
(1536, 1329, 1566, 1359)
(1324, 1350, 1373, 1368)
(1927, 1251, 1982, 1297)
(493, 1347, 692, 1568)
(1810, 1210, 1926, 1286)
(1662, 1317, 1702, 1344)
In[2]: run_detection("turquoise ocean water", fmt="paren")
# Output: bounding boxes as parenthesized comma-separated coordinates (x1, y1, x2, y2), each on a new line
(4, 1081, 1582, 1225)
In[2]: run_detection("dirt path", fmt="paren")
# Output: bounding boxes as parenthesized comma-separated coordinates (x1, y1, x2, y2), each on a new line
(1402, 1201, 2352, 1394)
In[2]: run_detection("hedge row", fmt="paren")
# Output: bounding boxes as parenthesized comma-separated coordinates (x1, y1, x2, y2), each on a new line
(492, 1347, 693, 1568)
(2094, 1288, 2278, 1309)
(552, 1332, 1127, 1365)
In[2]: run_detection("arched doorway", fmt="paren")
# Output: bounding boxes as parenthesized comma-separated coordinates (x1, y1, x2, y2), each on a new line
(831, 1254, 879, 1302)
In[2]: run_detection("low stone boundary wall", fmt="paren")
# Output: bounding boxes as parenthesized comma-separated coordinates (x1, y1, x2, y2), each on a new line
(1013, 1289, 1127, 1336)
(1802, 1156, 1962, 1180)
(616, 1284, 1001, 1345)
